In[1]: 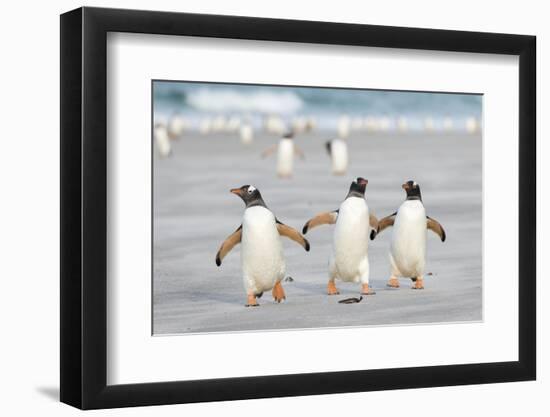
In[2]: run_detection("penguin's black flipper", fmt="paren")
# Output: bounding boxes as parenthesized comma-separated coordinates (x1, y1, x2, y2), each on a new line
(215, 225, 242, 266)
(260, 144, 277, 158)
(427, 216, 446, 242)
(276, 220, 310, 251)
(325, 140, 332, 155)
(376, 212, 397, 235)
(369, 213, 379, 240)
(302, 210, 339, 234)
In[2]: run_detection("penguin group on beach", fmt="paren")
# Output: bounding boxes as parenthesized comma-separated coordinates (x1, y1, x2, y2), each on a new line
(216, 178, 446, 306)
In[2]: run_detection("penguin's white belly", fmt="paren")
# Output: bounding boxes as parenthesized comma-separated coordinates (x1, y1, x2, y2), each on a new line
(333, 198, 369, 282)
(277, 139, 294, 176)
(390, 201, 427, 277)
(330, 140, 348, 174)
(241, 206, 285, 293)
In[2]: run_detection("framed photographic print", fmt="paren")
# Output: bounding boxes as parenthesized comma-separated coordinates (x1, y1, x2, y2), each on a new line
(60, 6, 536, 410)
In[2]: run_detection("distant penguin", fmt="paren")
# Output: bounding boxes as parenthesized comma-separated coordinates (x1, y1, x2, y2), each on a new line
(325, 138, 348, 175)
(167, 114, 186, 139)
(305, 116, 317, 132)
(337, 115, 351, 139)
(466, 117, 479, 134)
(212, 115, 227, 132)
(379, 117, 391, 132)
(261, 132, 305, 178)
(239, 122, 254, 145)
(302, 178, 379, 296)
(154, 123, 171, 158)
(397, 117, 408, 133)
(376, 180, 446, 289)
(216, 185, 310, 306)
(227, 115, 241, 132)
(351, 117, 363, 131)
(424, 117, 435, 132)
(292, 116, 307, 134)
(199, 117, 212, 135)
(443, 117, 454, 132)
(364, 116, 379, 132)
(264, 114, 286, 135)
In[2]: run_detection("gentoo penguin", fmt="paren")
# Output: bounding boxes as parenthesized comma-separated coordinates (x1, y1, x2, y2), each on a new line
(466, 116, 479, 134)
(325, 138, 349, 175)
(153, 123, 172, 158)
(261, 132, 305, 178)
(424, 117, 435, 132)
(264, 114, 285, 135)
(376, 180, 446, 289)
(337, 115, 351, 139)
(443, 117, 454, 132)
(397, 116, 408, 133)
(199, 117, 212, 135)
(167, 114, 186, 139)
(212, 115, 227, 132)
(215, 185, 310, 306)
(239, 121, 254, 145)
(226, 115, 241, 133)
(302, 178, 379, 296)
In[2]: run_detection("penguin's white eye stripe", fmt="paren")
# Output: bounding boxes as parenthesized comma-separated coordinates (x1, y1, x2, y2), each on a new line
(413, 181, 417, 187)
(247, 186, 256, 193)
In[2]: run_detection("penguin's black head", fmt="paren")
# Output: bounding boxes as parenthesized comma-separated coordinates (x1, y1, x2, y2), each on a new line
(347, 177, 368, 198)
(402, 180, 422, 200)
(230, 185, 266, 208)
(283, 131, 294, 139)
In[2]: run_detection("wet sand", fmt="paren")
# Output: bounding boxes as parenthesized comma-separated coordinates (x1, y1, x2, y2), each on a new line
(153, 130, 482, 334)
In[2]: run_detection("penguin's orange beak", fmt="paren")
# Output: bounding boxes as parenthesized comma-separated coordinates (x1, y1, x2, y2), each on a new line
(230, 188, 243, 196)
(402, 182, 409, 190)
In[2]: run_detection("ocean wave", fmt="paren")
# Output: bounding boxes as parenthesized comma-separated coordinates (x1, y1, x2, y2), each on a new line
(186, 89, 304, 114)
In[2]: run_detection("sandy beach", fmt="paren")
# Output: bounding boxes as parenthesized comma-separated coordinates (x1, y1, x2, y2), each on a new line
(153, 130, 482, 335)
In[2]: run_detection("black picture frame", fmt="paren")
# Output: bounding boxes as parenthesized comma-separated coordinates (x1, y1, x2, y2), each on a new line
(60, 6, 536, 410)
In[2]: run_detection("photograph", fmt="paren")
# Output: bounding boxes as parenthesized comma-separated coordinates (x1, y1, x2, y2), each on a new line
(152, 80, 482, 335)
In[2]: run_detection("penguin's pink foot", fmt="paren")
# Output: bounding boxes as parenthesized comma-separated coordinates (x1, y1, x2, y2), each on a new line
(272, 281, 286, 303)
(411, 279, 424, 290)
(387, 277, 400, 288)
(361, 284, 376, 295)
(327, 281, 340, 295)
(245, 294, 259, 307)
